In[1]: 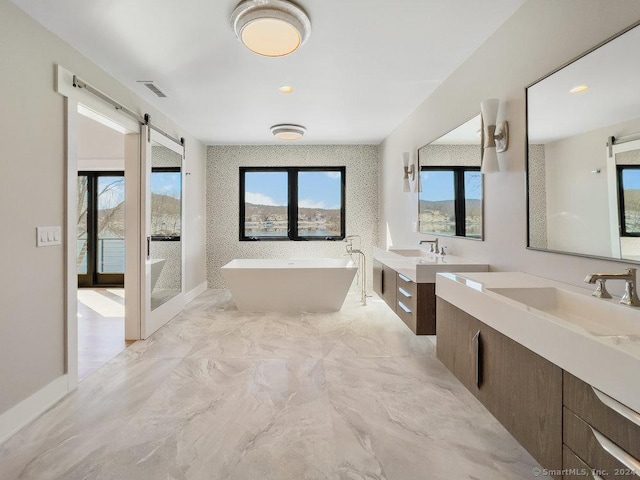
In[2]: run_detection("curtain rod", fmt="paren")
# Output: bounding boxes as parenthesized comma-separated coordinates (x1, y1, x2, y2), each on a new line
(72, 75, 185, 148)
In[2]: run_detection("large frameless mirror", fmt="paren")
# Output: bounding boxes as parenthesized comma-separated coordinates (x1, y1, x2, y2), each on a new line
(526, 22, 640, 262)
(417, 114, 484, 239)
(149, 141, 182, 310)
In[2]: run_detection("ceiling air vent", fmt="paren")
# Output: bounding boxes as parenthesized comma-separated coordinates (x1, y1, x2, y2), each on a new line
(137, 81, 167, 98)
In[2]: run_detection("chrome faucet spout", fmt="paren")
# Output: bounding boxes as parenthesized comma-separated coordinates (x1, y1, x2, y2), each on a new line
(419, 238, 438, 253)
(584, 268, 640, 306)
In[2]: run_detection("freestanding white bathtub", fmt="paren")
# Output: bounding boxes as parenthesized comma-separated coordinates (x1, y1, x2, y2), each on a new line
(221, 258, 357, 312)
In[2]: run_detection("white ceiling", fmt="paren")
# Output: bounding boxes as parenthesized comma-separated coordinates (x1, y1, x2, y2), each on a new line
(11, 0, 526, 145)
(528, 24, 640, 144)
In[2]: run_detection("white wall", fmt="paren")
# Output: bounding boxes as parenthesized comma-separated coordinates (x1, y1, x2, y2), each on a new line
(0, 0, 207, 416)
(534, 116, 640, 256)
(379, 0, 640, 297)
(206, 145, 379, 292)
(545, 132, 612, 256)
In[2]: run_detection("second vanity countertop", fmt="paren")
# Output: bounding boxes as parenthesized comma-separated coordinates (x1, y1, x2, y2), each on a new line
(436, 271, 640, 414)
(372, 246, 489, 283)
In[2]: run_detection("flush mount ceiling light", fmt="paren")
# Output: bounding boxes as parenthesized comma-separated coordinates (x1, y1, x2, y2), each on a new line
(279, 85, 295, 94)
(569, 85, 590, 94)
(271, 124, 306, 141)
(231, 0, 311, 57)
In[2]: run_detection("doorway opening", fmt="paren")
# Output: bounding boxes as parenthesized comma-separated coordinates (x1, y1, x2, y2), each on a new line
(76, 107, 132, 381)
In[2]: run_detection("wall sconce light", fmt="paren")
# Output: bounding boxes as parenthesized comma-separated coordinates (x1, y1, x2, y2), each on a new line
(480, 98, 509, 174)
(402, 152, 415, 192)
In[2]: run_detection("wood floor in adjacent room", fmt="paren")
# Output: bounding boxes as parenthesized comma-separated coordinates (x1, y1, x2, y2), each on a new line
(0, 290, 539, 479)
(77, 288, 134, 381)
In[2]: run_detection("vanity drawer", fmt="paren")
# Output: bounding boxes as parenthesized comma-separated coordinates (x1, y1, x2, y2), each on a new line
(396, 272, 417, 296)
(564, 408, 640, 479)
(397, 283, 416, 311)
(562, 445, 593, 479)
(396, 300, 417, 333)
(564, 371, 640, 461)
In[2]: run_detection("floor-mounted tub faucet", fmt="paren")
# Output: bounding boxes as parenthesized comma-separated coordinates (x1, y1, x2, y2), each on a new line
(345, 235, 367, 306)
(584, 268, 640, 307)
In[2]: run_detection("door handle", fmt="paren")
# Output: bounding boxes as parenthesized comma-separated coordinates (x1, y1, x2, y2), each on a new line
(146, 236, 151, 260)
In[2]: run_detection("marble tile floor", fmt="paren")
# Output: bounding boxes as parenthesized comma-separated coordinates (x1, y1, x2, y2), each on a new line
(0, 290, 540, 479)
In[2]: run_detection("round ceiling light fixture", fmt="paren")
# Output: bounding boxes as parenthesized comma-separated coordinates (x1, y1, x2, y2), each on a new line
(230, 0, 311, 57)
(271, 124, 306, 141)
(569, 85, 589, 94)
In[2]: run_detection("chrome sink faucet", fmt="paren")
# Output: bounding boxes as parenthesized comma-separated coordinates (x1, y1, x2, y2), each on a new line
(419, 238, 438, 253)
(584, 268, 640, 307)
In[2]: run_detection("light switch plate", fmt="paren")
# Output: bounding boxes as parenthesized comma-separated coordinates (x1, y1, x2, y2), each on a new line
(37, 226, 62, 246)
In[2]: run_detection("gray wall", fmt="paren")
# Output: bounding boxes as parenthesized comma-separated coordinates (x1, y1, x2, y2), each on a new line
(0, 0, 207, 415)
(207, 145, 379, 291)
(379, 0, 640, 298)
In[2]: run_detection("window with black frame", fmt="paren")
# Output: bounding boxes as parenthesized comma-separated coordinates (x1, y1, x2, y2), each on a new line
(239, 167, 345, 240)
(419, 166, 482, 238)
(618, 165, 640, 237)
(151, 167, 182, 240)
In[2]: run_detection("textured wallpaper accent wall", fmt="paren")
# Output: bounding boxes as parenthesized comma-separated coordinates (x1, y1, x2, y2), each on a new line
(419, 144, 481, 167)
(528, 144, 548, 249)
(152, 145, 182, 167)
(150, 241, 181, 290)
(206, 145, 379, 291)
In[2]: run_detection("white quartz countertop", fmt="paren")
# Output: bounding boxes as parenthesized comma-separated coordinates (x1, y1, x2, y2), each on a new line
(436, 271, 640, 414)
(373, 246, 489, 283)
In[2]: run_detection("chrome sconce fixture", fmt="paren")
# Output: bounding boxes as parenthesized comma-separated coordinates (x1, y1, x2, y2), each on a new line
(480, 98, 509, 174)
(402, 151, 420, 192)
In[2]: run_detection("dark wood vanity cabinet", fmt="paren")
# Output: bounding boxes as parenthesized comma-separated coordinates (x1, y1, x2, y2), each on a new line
(373, 259, 436, 334)
(563, 372, 640, 479)
(436, 298, 563, 475)
(373, 259, 396, 310)
(396, 273, 436, 335)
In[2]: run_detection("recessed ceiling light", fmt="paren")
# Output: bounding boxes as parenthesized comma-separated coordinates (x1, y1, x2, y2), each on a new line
(271, 124, 306, 141)
(279, 85, 294, 94)
(569, 85, 589, 94)
(230, 0, 311, 57)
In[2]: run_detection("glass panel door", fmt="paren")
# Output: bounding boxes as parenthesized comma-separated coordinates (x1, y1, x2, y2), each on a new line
(77, 172, 125, 287)
(96, 176, 125, 283)
(140, 126, 185, 339)
(149, 148, 182, 310)
(77, 175, 90, 286)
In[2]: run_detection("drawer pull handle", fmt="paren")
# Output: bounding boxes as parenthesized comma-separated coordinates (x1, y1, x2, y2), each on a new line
(592, 386, 640, 428)
(592, 475, 604, 480)
(397, 301, 412, 314)
(472, 330, 481, 387)
(590, 426, 640, 476)
(398, 273, 412, 283)
(398, 287, 412, 298)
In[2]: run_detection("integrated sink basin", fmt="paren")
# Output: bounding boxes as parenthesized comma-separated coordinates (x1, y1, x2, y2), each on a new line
(487, 287, 640, 337)
(387, 248, 434, 258)
(374, 246, 489, 282)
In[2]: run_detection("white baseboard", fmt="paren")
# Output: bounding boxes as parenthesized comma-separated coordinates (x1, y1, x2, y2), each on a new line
(0, 375, 69, 445)
(185, 281, 208, 304)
